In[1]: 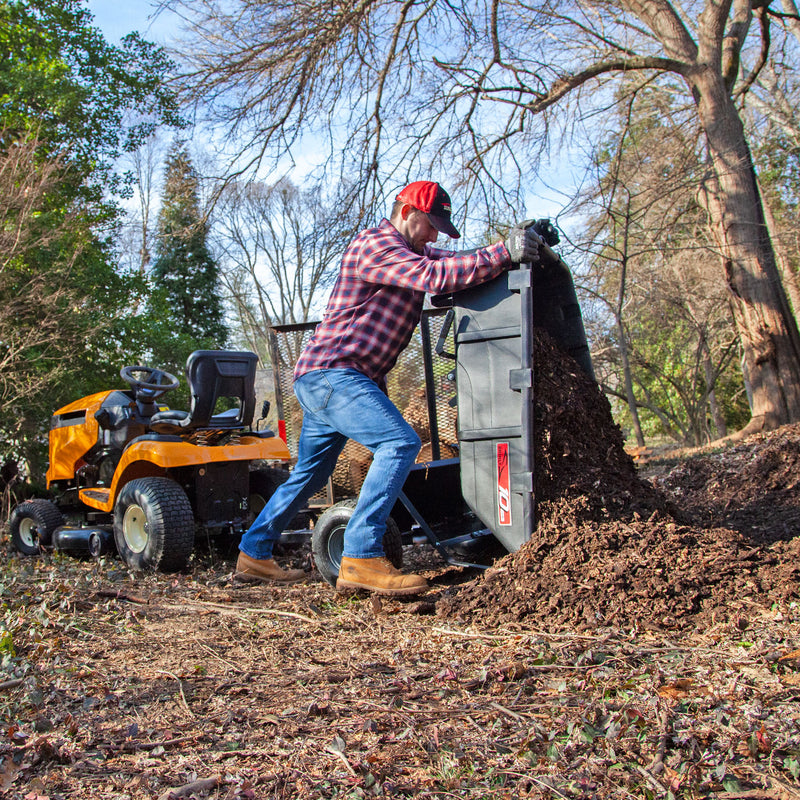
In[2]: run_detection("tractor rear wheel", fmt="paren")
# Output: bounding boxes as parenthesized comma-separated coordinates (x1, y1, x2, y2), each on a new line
(247, 467, 289, 523)
(9, 499, 64, 555)
(312, 498, 403, 587)
(113, 477, 194, 571)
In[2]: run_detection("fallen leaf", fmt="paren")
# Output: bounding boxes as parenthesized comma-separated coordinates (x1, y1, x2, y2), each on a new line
(0, 757, 20, 790)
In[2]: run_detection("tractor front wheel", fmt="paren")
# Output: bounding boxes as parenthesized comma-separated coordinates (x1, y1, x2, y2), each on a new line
(311, 498, 403, 587)
(9, 499, 64, 555)
(113, 478, 194, 571)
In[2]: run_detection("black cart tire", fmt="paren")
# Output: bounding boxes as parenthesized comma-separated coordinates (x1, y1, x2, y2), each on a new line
(113, 477, 194, 571)
(9, 499, 64, 555)
(247, 467, 289, 523)
(312, 498, 403, 587)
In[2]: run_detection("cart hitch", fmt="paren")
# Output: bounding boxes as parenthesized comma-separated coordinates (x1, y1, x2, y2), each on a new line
(397, 490, 488, 571)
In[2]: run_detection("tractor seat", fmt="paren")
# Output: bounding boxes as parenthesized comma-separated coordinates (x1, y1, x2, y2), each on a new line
(149, 350, 259, 436)
(147, 408, 189, 427)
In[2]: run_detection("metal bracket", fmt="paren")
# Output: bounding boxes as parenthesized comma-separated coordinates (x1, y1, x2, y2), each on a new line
(507, 270, 531, 292)
(397, 490, 487, 570)
(511, 472, 533, 493)
(509, 368, 533, 390)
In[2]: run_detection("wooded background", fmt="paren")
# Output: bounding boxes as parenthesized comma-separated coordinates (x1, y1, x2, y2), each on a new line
(2, 0, 799, 483)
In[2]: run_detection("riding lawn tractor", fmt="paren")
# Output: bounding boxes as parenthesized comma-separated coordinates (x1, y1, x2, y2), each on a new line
(8, 350, 291, 571)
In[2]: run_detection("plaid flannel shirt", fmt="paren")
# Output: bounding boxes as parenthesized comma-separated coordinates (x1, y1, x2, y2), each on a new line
(295, 218, 510, 384)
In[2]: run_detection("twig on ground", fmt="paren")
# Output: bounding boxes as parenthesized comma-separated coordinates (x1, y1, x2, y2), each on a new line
(121, 735, 199, 753)
(170, 599, 320, 625)
(432, 627, 522, 640)
(155, 670, 195, 718)
(157, 774, 221, 800)
(193, 638, 245, 673)
(647, 704, 672, 775)
(325, 744, 358, 777)
(94, 589, 150, 604)
(740, 767, 800, 800)
(634, 763, 669, 796)
(527, 775, 571, 799)
(489, 701, 526, 722)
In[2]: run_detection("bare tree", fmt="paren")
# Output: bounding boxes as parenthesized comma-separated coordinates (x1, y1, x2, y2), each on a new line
(123, 133, 172, 276)
(211, 178, 357, 366)
(740, 3, 800, 318)
(574, 88, 740, 444)
(170, 0, 800, 434)
(0, 134, 80, 414)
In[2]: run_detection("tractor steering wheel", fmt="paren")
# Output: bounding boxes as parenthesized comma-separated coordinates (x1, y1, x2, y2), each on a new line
(120, 365, 180, 399)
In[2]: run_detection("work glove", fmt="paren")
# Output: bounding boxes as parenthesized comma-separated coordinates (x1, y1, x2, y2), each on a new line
(505, 220, 543, 264)
(532, 218, 560, 247)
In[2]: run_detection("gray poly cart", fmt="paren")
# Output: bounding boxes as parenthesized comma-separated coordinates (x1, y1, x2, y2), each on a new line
(438, 246, 595, 554)
(270, 244, 594, 584)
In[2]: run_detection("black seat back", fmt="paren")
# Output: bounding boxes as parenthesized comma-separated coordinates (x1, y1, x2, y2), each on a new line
(185, 350, 259, 429)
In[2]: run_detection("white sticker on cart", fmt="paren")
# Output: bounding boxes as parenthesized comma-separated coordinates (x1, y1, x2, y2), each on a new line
(496, 442, 512, 526)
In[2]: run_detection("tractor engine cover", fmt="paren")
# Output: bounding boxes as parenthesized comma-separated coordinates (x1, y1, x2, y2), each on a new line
(191, 460, 249, 530)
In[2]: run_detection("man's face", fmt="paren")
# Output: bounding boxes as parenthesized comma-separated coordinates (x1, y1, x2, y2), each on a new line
(403, 207, 439, 254)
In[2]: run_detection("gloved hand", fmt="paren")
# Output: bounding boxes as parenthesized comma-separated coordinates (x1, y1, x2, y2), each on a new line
(532, 218, 560, 247)
(505, 220, 543, 263)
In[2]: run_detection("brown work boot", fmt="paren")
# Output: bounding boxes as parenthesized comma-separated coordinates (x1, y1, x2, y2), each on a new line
(235, 552, 307, 584)
(336, 556, 428, 597)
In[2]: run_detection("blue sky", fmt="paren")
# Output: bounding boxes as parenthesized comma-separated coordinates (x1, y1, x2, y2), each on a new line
(86, 0, 179, 45)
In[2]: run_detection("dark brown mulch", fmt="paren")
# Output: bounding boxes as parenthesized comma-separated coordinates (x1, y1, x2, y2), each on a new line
(436, 332, 800, 633)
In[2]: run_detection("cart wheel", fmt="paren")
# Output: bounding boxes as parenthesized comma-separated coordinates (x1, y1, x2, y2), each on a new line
(247, 467, 289, 523)
(8, 499, 64, 555)
(113, 477, 195, 572)
(311, 498, 403, 587)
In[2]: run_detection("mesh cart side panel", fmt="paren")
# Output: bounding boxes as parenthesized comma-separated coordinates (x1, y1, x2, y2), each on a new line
(271, 310, 455, 504)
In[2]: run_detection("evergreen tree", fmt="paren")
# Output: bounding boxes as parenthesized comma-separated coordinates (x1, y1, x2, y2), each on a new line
(148, 143, 227, 369)
(0, 0, 180, 480)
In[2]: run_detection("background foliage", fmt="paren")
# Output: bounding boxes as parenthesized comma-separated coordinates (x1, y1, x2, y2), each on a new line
(3, 0, 800, 484)
(0, 0, 180, 481)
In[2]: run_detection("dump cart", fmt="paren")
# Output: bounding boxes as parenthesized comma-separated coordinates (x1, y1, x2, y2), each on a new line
(270, 242, 594, 585)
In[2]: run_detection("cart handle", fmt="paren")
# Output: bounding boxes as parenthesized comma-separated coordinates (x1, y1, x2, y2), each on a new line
(434, 309, 456, 360)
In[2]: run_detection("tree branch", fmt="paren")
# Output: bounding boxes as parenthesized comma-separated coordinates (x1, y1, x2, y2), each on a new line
(522, 56, 691, 114)
(734, 7, 770, 99)
(721, 0, 753, 90)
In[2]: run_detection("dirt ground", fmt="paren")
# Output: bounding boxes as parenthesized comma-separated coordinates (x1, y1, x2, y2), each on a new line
(3, 332, 800, 799)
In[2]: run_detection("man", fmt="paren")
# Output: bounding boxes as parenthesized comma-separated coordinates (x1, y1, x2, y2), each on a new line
(236, 180, 542, 595)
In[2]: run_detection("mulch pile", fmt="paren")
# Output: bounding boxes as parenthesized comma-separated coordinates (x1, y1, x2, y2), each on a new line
(437, 331, 800, 631)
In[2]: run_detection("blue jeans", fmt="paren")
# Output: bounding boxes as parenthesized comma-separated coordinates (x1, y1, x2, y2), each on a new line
(239, 368, 421, 560)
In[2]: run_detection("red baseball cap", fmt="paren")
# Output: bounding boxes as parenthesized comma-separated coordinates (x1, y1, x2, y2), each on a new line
(396, 181, 461, 239)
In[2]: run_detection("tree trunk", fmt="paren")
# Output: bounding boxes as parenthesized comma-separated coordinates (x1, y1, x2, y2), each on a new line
(701, 340, 727, 439)
(758, 177, 800, 321)
(616, 316, 645, 447)
(690, 69, 800, 433)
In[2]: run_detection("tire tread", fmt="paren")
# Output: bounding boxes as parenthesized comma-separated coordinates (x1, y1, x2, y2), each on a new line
(9, 499, 64, 555)
(312, 499, 403, 587)
(113, 477, 194, 571)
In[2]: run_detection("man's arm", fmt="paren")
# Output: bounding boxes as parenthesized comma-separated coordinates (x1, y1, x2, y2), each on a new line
(356, 221, 543, 295)
(357, 236, 509, 295)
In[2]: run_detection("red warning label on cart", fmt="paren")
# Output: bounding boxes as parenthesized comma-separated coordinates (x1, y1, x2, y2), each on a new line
(496, 442, 512, 526)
